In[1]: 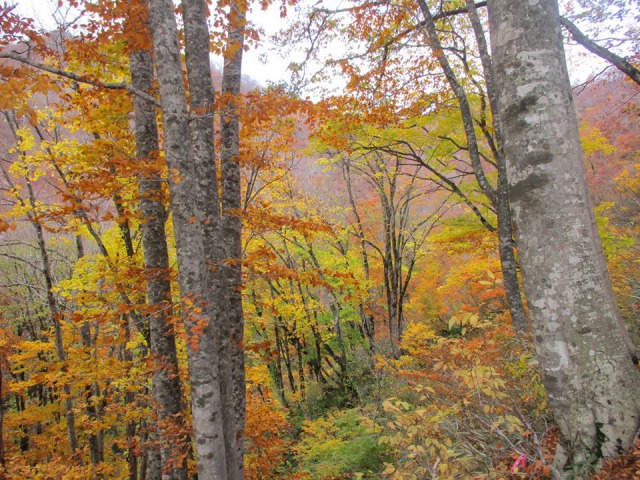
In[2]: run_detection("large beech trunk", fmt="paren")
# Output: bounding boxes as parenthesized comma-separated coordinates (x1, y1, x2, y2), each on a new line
(148, 0, 227, 478)
(488, 0, 640, 476)
(220, 7, 247, 478)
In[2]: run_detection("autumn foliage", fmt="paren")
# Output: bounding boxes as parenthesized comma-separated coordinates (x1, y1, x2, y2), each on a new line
(1, 0, 639, 479)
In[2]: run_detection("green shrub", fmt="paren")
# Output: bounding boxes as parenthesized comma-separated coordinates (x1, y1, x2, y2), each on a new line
(294, 408, 390, 479)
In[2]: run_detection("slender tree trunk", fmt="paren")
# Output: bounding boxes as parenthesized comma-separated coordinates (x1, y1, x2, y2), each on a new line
(128, 2, 188, 475)
(25, 179, 82, 466)
(464, 0, 529, 335)
(381, 198, 400, 349)
(0, 353, 5, 472)
(14, 386, 28, 452)
(123, 318, 139, 480)
(275, 318, 296, 394)
(80, 323, 105, 466)
(310, 320, 325, 384)
(488, 0, 640, 476)
(272, 344, 288, 407)
(252, 290, 288, 406)
(329, 303, 348, 369)
(341, 160, 376, 349)
(418, 0, 529, 335)
(220, 3, 247, 477)
(301, 241, 350, 368)
(294, 335, 306, 402)
(75, 235, 105, 467)
(108, 184, 140, 479)
(495, 179, 528, 334)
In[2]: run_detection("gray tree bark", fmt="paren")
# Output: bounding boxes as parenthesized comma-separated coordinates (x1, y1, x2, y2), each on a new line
(148, 0, 248, 476)
(488, 0, 640, 476)
(147, 0, 228, 478)
(219, 3, 247, 478)
(128, 4, 188, 475)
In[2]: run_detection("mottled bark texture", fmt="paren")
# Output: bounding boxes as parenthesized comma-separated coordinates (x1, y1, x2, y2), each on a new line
(220, 5, 247, 479)
(488, 0, 640, 477)
(147, 0, 226, 478)
(147, 0, 245, 477)
(128, 3, 188, 476)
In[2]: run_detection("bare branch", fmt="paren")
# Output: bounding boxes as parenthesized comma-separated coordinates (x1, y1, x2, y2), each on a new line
(560, 16, 640, 87)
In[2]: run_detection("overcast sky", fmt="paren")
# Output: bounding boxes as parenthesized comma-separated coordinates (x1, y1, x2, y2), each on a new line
(12, 0, 608, 88)
(12, 0, 292, 85)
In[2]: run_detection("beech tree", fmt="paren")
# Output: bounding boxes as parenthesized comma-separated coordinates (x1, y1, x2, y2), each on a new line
(488, 0, 640, 477)
(147, 0, 246, 477)
(127, 1, 188, 477)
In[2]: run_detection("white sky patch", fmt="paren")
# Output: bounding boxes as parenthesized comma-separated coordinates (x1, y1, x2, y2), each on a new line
(11, 0, 294, 86)
(243, 3, 293, 85)
(10, 0, 618, 87)
(566, 43, 610, 85)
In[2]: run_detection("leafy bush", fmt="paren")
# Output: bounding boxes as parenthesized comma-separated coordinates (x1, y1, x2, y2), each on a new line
(294, 408, 390, 479)
(374, 315, 551, 479)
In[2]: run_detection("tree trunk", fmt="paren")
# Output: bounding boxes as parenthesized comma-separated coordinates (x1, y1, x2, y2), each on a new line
(341, 159, 376, 350)
(26, 179, 82, 466)
(0, 353, 5, 472)
(220, 4, 247, 477)
(75, 235, 106, 467)
(294, 335, 307, 402)
(464, 0, 529, 335)
(329, 303, 348, 369)
(488, 0, 640, 476)
(495, 168, 529, 334)
(80, 324, 105, 466)
(275, 318, 296, 394)
(418, 0, 528, 336)
(128, 2, 188, 475)
(147, 0, 228, 477)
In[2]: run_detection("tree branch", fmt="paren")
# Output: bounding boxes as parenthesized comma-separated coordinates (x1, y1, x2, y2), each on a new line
(369, 1, 488, 54)
(433, 1, 487, 21)
(559, 16, 640, 87)
(0, 51, 161, 106)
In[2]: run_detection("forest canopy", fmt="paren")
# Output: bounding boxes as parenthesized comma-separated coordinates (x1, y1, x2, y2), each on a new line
(0, 0, 639, 479)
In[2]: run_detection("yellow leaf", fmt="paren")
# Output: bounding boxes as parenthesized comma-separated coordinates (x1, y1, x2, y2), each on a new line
(382, 463, 396, 475)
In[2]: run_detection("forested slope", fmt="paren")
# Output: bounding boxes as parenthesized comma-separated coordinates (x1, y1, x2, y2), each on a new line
(1, 1, 639, 479)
